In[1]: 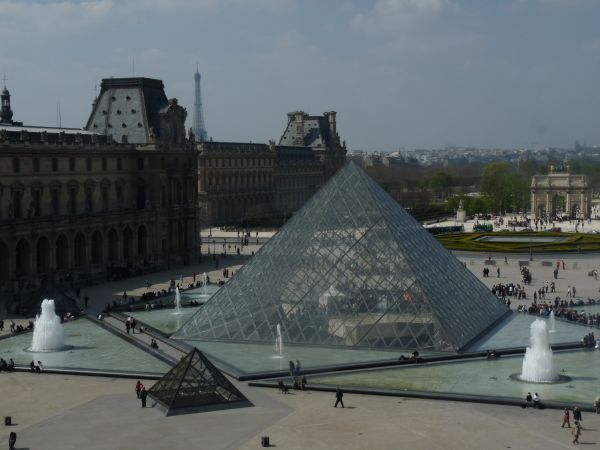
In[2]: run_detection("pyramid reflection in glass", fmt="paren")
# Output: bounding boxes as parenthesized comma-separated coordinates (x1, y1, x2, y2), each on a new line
(174, 162, 508, 352)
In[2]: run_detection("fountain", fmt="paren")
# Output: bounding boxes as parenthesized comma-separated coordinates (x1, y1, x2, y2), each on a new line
(202, 272, 208, 296)
(274, 323, 283, 357)
(548, 310, 556, 333)
(519, 319, 559, 383)
(31, 299, 64, 352)
(174, 287, 182, 313)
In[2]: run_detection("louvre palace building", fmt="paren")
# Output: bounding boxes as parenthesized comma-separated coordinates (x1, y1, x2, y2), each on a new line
(0, 76, 346, 310)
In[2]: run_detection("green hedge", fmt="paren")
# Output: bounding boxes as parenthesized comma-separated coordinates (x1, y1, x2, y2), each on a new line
(436, 232, 600, 253)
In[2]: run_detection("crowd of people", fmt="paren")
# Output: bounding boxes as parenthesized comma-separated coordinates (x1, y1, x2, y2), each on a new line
(518, 298, 600, 329)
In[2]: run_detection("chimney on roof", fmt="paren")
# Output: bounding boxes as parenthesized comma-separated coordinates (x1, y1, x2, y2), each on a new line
(324, 111, 337, 137)
(293, 111, 305, 146)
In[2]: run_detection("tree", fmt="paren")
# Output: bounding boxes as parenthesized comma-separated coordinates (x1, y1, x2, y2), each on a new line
(480, 162, 530, 214)
(429, 172, 454, 198)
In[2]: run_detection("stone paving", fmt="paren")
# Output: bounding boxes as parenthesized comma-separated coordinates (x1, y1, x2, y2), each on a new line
(2, 373, 598, 450)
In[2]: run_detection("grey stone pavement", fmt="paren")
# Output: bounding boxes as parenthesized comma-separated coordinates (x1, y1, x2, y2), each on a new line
(2, 371, 599, 450)
(3, 228, 600, 449)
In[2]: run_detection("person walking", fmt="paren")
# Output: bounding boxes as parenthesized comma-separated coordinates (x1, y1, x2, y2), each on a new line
(8, 432, 16, 450)
(84, 295, 89, 308)
(125, 320, 131, 334)
(135, 380, 143, 399)
(334, 387, 344, 408)
(572, 420, 581, 444)
(140, 387, 148, 408)
(573, 406, 583, 425)
(561, 408, 570, 428)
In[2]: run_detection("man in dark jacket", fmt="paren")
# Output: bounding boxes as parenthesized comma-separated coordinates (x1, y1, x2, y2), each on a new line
(334, 388, 344, 408)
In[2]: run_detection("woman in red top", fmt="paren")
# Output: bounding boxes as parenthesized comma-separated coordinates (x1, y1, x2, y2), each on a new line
(135, 380, 143, 399)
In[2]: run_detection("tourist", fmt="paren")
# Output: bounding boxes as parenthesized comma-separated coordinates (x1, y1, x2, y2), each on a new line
(0, 359, 6, 371)
(573, 406, 583, 424)
(84, 295, 89, 308)
(277, 379, 288, 394)
(533, 392, 541, 409)
(0, 319, 4, 332)
(135, 380, 143, 398)
(561, 408, 570, 428)
(525, 392, 532, 406)
(334, 387, 345, 408)
(140, 387, 148, 408)
(497, 267, 500, 278)
(594, 397, 600, 414)
(125, 320, 131, 334)
(131, 318, 137, 334)
(295, 360, 302, 376)
(8, 431, 16, 450)
(37, 361, 43, 372)
(288, 360, 295, 377)
(572, 420, 581, 444)
(9, 320, 15, 333)
(301, 376, 307, 391)
(7, 359, 14, 371)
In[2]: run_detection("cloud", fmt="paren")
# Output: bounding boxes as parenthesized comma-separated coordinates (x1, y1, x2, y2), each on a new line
(0, 0, 295, 36)
(352, 0, 453, 32)
(0, 0, 114, 34)
(130, 0, 295, 13)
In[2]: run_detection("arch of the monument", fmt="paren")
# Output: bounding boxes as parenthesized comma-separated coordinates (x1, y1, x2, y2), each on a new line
(531, 173, 591, 220)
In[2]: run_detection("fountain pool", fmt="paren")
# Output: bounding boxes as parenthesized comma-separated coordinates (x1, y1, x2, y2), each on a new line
(128, 306, 202, 335)
(309, 349, 600, 404)
(0, 318, 170, 374)
(182, 339, 437, 375)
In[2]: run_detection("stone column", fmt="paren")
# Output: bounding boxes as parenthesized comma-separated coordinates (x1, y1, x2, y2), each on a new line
(531, 190, 537, 219)
(545, 191, 551, 217)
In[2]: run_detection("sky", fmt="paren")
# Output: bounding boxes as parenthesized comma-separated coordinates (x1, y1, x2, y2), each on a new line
(1, 0, 600, 151)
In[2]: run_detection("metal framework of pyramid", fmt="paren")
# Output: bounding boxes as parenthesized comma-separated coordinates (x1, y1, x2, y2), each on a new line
(148, 348, 250, 415)
(175, 162, 509, 352)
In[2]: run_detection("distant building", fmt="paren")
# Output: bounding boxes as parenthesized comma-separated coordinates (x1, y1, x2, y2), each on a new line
(197, 141, 275, 226)
(279, 111, 346, 179)
(198, 111, 346, 226)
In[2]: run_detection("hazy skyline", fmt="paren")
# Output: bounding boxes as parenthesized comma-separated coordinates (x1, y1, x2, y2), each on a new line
(1, 0, 600, 151)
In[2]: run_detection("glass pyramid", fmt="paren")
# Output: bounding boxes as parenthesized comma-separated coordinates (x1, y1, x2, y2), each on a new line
(174, 162, 509, 352)
(148, 348, 249, 415)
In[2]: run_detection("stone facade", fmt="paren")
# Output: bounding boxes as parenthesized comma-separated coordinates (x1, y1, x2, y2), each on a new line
(0, 78, 199, 299)
(197, 141, 275, 226)
(198, 111, 346, 226)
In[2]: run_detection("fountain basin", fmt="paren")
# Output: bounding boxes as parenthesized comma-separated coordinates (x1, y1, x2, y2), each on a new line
(509, 373, 571, 384)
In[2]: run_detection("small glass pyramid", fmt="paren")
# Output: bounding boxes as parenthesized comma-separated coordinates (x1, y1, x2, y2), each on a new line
(148, 348, 249, 415)
(174, 162, 508, 352)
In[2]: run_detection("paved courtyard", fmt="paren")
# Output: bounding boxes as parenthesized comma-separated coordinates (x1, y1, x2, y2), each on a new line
(1, 372, 598, 450)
